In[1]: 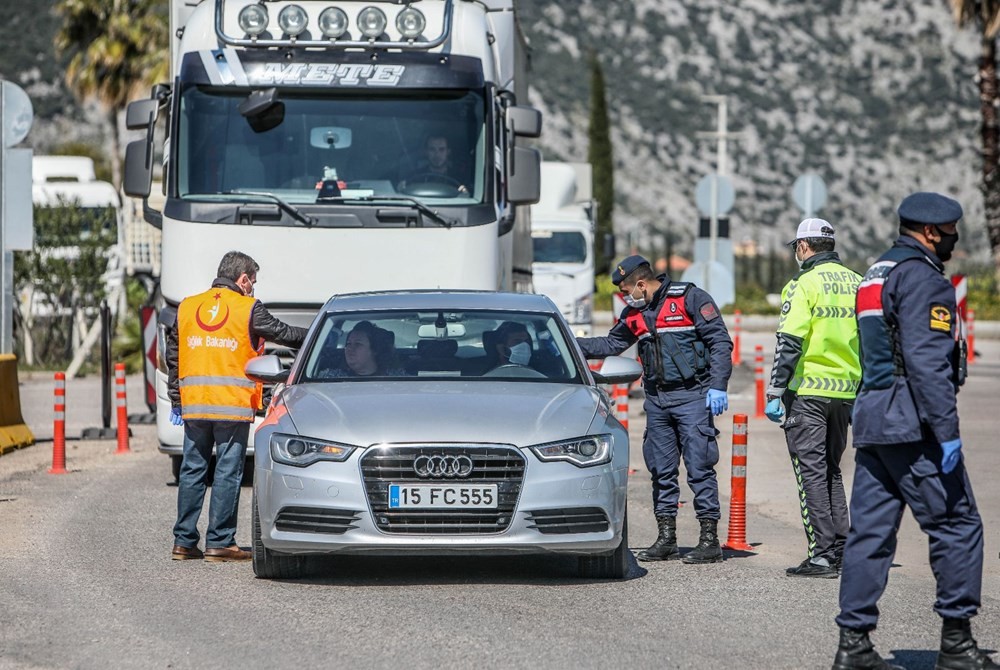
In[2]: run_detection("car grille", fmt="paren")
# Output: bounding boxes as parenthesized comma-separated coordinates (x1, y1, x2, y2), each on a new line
(360, 445, 525, 535)
(274, 506, 361, 534)
(525, 507, 610, 535)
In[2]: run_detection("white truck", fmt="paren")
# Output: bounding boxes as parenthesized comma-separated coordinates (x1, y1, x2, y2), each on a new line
(122, 0, 542, 469)
(530, 162, 594, 336)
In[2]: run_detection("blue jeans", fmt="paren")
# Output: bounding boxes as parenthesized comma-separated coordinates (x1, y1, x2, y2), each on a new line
(172, 420, 250, 549)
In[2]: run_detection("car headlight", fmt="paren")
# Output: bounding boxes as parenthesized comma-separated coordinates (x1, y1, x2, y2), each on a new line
(271, 433, 356, 467)
(529, 435, 612, 467)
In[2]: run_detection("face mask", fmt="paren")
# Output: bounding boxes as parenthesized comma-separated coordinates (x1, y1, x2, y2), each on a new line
(508, 342, 532, 366)
(934, 231, 959, 262)
(794, 242, 805, 269)
(623, 286, 647, 309)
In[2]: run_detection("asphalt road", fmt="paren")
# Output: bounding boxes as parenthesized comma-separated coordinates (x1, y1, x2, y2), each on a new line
(1, 338, 998, 669)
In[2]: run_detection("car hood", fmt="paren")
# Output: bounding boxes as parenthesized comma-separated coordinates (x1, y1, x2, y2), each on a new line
(281, 381, 603, 447)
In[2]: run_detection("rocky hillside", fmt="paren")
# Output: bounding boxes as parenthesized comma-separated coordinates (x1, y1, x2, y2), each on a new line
(2, 0, 987, 260)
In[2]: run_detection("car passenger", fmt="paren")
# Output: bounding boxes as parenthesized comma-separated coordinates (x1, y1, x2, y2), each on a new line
(321, 321, 407, 378)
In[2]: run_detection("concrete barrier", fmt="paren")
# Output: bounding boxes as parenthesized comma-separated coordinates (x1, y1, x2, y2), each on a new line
(0, 354, 35, 455)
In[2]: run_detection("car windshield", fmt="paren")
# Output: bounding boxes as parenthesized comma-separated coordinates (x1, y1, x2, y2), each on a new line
(532, 231, 588, 263)
(177, 87, 487, 205)
(299, 310, 581, 382)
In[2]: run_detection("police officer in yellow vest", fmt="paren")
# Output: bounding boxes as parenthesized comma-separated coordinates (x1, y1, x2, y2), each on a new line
(764, 218, 862, 579)
(166, 251, 307, 562)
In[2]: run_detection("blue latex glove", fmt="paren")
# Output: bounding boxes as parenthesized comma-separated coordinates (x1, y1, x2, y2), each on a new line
(169, 407, 184, 426)
(706, 389, 728, 416)
(940, 439, 962, 474)
(765, 398, 785, 423)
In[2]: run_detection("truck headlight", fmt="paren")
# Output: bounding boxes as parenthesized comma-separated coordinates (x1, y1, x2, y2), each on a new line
(238, 4, 269, 36)
(571, 295, 592, 324)
(395, 7, 425, 38)
(271, 433, 356, 467)
(318, 7, 348, 38)
(277, 5, 309, 37)
(530, 435, 612, 467)
(357, 6, 387, 38)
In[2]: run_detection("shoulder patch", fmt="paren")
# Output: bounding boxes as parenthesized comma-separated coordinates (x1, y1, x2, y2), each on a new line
(700, 302, 720, 321)
(929, 304, 952, 332)
(781, 301, 791, 314)
(666, 282, 690, 297)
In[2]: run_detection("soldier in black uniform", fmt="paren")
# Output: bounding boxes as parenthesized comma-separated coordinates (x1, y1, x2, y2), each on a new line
(577, 256, 733, 564)
(832, 193, 997, 670)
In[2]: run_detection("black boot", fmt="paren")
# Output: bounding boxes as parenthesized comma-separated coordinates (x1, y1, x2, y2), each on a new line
(935, 618, 1000, 670)
(681, 518, 723, 564)
(636, 515, 678, 562)
(832, 627, 903, 670)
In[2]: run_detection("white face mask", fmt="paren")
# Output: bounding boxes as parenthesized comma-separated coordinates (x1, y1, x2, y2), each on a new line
(794, 243, 805, 269)
(508, 342, 532, 366)
(623, 285, 647, 309)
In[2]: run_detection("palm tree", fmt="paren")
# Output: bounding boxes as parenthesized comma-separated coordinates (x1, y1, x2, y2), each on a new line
(950, 1, 1000, 282)
(55, 0, 168, 190)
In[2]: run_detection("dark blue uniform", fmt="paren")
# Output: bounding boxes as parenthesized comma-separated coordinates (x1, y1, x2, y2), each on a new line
(837, 235, 983, 631)
(577, 276, 733, 519)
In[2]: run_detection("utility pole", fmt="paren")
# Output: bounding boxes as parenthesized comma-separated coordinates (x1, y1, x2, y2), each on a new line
(696, 95, 744, 178)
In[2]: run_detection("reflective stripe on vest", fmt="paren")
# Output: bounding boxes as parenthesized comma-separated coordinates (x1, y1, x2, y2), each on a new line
(177, 287, 263, 422)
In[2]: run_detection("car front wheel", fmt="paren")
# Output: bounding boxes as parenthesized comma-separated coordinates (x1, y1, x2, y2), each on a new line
(577, 510, 629, 580)
(252, 492, 307, 580)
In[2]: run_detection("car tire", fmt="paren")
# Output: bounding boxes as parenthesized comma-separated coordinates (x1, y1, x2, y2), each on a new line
(577, 510, 629, 580)
(252, 491, 307, 580)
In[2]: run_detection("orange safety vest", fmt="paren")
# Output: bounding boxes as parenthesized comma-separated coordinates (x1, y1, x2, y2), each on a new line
(177, 286, 264, 421)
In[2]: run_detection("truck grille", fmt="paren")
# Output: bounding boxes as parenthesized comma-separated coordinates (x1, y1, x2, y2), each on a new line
(274, 506, 361, 534)
(360, 445, 525, 535)
(525, 507, 610, 535)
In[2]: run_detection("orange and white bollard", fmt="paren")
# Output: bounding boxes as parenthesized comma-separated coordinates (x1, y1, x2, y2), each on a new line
(615, 384, 629, 432)
(967, 309, 975, 365)
(114, 363, 130, 454)
(732, 309, 742, 365)
(49, 372, 68, 475)
(754, 345, 765, 419)
(722, 413, 754, 552)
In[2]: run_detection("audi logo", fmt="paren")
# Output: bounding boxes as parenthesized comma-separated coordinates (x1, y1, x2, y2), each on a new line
(413, 454, 474, 479)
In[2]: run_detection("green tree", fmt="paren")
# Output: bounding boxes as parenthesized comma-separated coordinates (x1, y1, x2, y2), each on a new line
(587, 51, 615, 276)
(55, 0, 168, 190)
(950, 1, 1000, 286)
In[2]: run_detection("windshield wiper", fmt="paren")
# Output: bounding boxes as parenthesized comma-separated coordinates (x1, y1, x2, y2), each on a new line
(320, 195, 459, 229)
(223, 190, 314, 227)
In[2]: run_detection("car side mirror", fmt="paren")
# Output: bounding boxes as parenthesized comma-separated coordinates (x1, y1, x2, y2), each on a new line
(590, 356, 642, 386)
(245, 354, 290, 384)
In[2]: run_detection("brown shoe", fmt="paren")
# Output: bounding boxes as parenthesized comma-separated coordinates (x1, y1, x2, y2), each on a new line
(203, 545, 251, 562)
(171, 545, 204, 560)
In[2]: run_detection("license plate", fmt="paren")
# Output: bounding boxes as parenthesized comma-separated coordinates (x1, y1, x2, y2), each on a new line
(388, 484, 498, 509)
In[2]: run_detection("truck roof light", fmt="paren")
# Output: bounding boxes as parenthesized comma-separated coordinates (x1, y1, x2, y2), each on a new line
(277, 4, 309, 37)
(318, 7, 349, 39)
(395, 7, 425, 39)
(238, 4, 269, 37)
(357, 7, 387, 39)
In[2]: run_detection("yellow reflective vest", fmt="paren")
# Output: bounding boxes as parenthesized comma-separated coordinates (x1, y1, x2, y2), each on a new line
(776, 257, 862, 399)
(177, 287, 263, 421)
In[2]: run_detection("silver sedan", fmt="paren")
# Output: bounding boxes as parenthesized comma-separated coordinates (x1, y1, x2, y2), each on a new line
(246, 291, 641, 579)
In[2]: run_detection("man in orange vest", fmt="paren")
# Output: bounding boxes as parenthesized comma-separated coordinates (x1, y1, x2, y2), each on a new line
(166, 251, 307, 562)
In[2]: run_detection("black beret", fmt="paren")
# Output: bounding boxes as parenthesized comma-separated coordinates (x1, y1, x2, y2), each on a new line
(897, 192, 963, 226)
(610, 255, 650, 286)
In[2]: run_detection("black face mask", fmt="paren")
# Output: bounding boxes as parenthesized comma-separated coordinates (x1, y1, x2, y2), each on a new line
(934, 231, 959, 262)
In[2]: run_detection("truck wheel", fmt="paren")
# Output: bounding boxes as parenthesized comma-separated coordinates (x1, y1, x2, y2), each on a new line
(578, 510, 629, 580)
(171, 455, 182, 483)
(252, 492, 306, 580)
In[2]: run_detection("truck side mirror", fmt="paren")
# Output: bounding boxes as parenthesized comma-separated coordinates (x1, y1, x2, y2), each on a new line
(125, 99, 159, 131)
(506, 146, 541, 204)
(507, 106, 542, 138)
(123, 139, 152, 198)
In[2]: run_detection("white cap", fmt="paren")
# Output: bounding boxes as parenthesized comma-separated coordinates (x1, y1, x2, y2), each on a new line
(788, 218, 835, 246)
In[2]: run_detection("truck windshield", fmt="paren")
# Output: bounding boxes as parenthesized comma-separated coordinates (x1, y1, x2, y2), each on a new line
(532, 231, 588, 263)
(177, 87, 487, 206)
